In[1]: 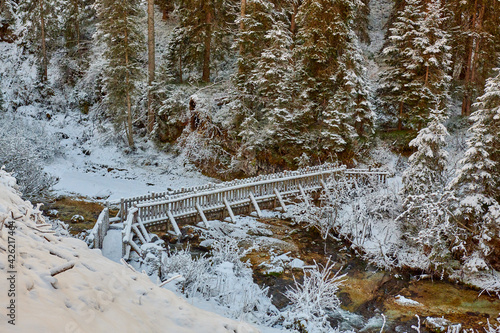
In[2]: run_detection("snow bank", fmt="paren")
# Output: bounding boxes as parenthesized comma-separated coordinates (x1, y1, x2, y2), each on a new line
(0, 169, 258, 332)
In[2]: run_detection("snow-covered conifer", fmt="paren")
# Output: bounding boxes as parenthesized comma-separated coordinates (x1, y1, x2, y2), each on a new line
(402, 104, 449, 198)
(449, 65, 500, 258)
(95, 0, 145, 147)
(379, 0, 451, 130)
(294, 0, 363, 159)
(17, 0, 61, 82)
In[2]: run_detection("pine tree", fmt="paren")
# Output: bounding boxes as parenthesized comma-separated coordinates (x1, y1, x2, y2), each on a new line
(294, 0, 363, 159)
(379, 0, 452, 131)
(447, 0, 500, 116)
(402, 105, 449, 199)
(333, 33, 374, 142)
(95, 0, 144, 147)
(399, 104, 451, 262)
(171, 0, 237, 82)
(17, 0, 60, 82)
(449, 65, 500, 258)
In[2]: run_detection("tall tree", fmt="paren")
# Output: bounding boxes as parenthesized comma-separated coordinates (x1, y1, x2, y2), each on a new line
(171, 0, 236, 82)
(294, 0, 364, 159)
(447, 0, 500, 116)
(399, 104, 451, 263)
(17, 0, 59, 82)
(95, 0, 144, 147)
(449, 64, 500, 259)
(147, 0, 156, 133)
(379, 0, 451, 131)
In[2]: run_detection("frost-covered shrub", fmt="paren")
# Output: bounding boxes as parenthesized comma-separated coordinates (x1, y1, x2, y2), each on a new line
(0, 113, 58, 198)
(161, 247, 212, 297)
(161, 241, 279, 326)
(284, 258, 346, 333)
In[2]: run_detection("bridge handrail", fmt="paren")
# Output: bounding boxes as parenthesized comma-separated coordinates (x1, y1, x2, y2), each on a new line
(86, 208, 109, 249)
(136, 166, 348, 208)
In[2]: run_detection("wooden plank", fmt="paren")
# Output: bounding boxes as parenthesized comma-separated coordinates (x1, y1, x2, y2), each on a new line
(249, 192, 262, 218)
(299, 184, 310, 206)
(167, 210, 182, 236)
(195, 203, 210, 228)
(223, 197, 236, 223)
(136, 216, 151, 242)
(129, 240, 142, 257)
(273, 188, 287, 213)
(132, 224, 146, 245)
(123, 244, 131, 260)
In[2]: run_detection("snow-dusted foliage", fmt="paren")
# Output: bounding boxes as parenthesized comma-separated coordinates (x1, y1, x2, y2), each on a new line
(0, 112, 58, 197)
(94, 0, 145, 147)
(401, 105, 449, 197)
(284, 258, 346, 333)
(161, 239, 279, 326)
(449, 65, 500, 262)
(378, 0, 451, 130)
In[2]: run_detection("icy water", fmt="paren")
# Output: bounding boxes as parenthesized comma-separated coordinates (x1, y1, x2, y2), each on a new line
(243, 218, 500, 332)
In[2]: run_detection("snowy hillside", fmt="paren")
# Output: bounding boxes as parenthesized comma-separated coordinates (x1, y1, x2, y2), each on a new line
(0, 169, 257, 332)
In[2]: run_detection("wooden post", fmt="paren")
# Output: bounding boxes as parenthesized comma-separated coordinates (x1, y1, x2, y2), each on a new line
(274, 188, 287, 212)
(195, 203, 210, 228)
(167, 210, 182, 236)
(224, 197, 236, 223)
(249, 192, 262, 218)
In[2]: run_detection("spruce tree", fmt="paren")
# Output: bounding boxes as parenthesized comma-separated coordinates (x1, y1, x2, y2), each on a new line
(294, 0, 363, 159)
(95, 0, 144, 147)
(402, 105, 449, 199)
(450, 65, 500, 258)
(379, 0, 451, 131)
(170, 0, 237, 82)
(399, 104, 451, 262)
(333, 33, 374, 142)
(17, 0, 60, 82)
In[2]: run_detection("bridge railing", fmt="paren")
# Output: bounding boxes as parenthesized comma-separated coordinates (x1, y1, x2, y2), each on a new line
(114, 163, 346, 221)
(86, 208, 109, 249)
(134, 166, 349, 227)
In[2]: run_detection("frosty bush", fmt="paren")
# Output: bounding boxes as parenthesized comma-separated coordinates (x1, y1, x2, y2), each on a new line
(0, 113, 58, 198)
(161, 241, 279, 326)
(284, 258, 346, 333)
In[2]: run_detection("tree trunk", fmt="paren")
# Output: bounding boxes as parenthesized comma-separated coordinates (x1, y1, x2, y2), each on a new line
(461, 0, 481, 117)
(398, 101, 403, 131)
(202, 5, 211, 83)
(124, 18, 134, 148)
(73, 0, 80, 48)
(147, 0, 155, 134)
(290, 2, 298, 36)
(39, 0, 48, 82)
(239, 0, 246, 56)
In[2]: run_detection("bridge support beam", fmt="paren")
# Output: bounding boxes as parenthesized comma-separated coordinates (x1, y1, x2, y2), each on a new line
(136, 216, 151, 242)
(274, 188, 287, 212)
(249, 192, 262, 218)
(167, 210, 182, 236)
(132, 224, 147, 245)
(298, 185, 310, 207)
(195, 203, 210, 228)
(224, 197, 236, 223)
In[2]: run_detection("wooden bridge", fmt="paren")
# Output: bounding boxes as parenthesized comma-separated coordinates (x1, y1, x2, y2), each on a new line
(87, 164, 389, 260)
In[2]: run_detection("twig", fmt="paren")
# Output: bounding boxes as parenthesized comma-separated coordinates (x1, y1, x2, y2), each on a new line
(158, 274, 182, 288)
(50, 261, 76, 276)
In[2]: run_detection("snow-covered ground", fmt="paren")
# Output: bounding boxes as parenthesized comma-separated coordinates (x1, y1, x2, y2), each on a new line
(0, 169, 258, 332)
